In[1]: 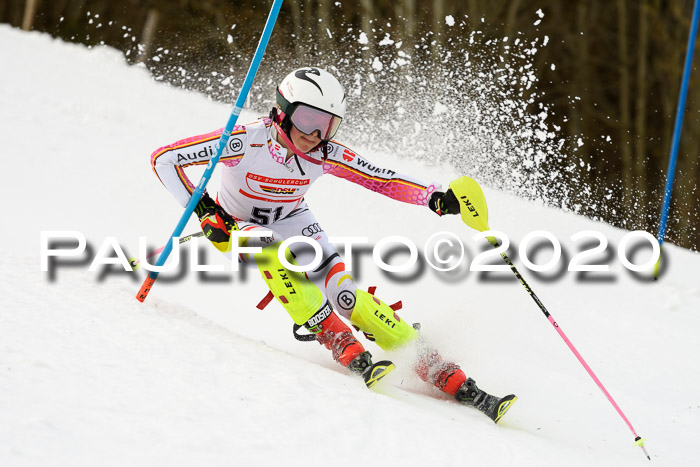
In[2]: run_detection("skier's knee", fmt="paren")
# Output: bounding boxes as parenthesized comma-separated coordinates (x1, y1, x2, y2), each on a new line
(325, 273, 358, 320)
(350, 289, 418, 350)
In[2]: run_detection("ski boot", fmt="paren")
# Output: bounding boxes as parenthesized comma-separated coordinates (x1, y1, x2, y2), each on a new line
(415, 347, 468, 396)
(455, 377, 517, 424)
(312, 308, 367, 366)
(294, 307, 395, 389)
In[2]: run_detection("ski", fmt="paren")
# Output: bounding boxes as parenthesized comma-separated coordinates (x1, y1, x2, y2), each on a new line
(455, 377, 517, 423)
(362, 360, 396, 389)
(487, 395, 518, 424)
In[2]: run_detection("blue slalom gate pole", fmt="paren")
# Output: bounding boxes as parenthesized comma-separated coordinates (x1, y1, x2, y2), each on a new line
(137, 0, 284, 302)
(655, 0, 700, 263)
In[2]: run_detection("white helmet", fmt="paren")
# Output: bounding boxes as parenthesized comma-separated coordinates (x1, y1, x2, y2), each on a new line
(274, 67, 346, 141)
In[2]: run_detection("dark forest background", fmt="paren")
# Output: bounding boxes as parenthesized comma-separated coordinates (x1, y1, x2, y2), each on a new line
(3, 0, 700, 250)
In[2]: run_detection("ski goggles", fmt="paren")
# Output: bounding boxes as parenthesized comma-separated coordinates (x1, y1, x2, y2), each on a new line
(288, 104, 342, 141)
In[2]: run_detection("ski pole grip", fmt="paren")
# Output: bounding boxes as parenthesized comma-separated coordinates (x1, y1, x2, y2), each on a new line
(136, 275, 157, 302)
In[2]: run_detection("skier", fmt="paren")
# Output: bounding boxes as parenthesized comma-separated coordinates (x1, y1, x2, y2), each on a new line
(150, 67, 516, 423)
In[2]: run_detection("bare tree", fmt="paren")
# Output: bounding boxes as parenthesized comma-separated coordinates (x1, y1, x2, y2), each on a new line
(395, 0, 416, 43)
(136, 7, 159, 64)
(287, 0, 305, 59)
(358, 0, 376, 64)
(317, 0, 332, 56)
(617, 0, 634, 209)
(21, 0, 38, 30)
(431, 0, 446, 58)
(635, 0, 650, 213)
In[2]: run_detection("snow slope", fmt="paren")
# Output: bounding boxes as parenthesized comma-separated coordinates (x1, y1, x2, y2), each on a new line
(2, 25, 699, 466)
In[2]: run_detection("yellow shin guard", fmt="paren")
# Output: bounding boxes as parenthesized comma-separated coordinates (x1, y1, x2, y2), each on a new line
(255, 242, 323, 325)
(350, 289, 418, 350)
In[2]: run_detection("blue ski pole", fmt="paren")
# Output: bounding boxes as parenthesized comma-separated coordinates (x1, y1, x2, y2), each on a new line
(137, 0, 284, 302)
(654, 0, 699, 279)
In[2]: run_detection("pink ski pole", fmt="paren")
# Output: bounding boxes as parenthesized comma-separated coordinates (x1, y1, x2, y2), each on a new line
(493, 246, 650, 460)
(449, 176, 650, 460)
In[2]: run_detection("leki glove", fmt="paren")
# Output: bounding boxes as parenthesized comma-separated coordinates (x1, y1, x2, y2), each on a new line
(194, 193, 239, 252)
(428, 189, 460, 216)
